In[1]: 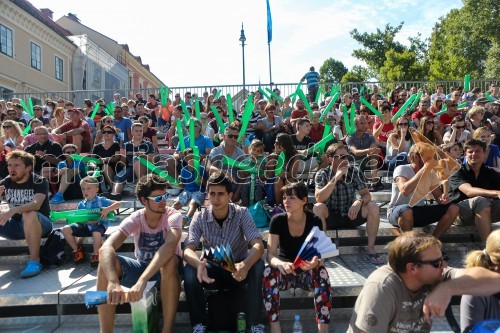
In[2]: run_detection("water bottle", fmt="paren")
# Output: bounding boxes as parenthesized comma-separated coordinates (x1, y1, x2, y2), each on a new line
(292, 314, 303, 333)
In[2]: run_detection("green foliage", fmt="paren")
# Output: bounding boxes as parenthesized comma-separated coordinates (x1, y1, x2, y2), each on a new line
(428, 0, 500, 80)
(341, 65, 369, 82)
(379, 49, 428, 81)
(319, 58, 348, 84)
(350, 22, 405, 75)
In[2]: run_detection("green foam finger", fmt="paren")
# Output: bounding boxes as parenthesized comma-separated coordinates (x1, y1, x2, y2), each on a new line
(237, 93, 255, 142)
(138, 157, 179, 185)
(189, 119, 195, 148)
(226, 94, 234, 123)
(265, 88, 284, 103)
(210, 105, 226, 134)
(214, 89, 221, 99)
(275, 152, 285, 176)
(194, 99, 201, 119)
(90, 104, 100, 120)
(22, 124, 31, 136)
(176, 119, 186, 151)
(315, 86, 322, 103)
(69, 155, 103, 165)
(258, 87, 271, 101)
(307, 133, 334, 155)
(180, 100, 190, 124)
(359, 97, 382, 117)
(391, 93, 417, 122)
(295, 89, 314, 117)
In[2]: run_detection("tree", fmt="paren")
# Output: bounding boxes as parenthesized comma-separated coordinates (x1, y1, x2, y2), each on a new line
(319, 58, 348, 84)
(485, 41, 500, 78)
(428, 0, 500, 80)
(379, 49, 428, 81)
(341, 65, 370, 82)
(350, 22, 405, 76)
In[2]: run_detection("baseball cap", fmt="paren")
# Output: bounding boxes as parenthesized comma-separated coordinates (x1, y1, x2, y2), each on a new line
(258, 99, 268, 104)
(474, 97, 488, 105)
(351, 87, 359, 93)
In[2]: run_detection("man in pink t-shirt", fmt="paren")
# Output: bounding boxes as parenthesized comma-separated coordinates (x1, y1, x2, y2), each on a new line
(96, 174, 182, 333)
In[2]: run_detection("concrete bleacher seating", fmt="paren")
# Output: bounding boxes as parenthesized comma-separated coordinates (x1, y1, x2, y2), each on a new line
(1, 183, 498, 331)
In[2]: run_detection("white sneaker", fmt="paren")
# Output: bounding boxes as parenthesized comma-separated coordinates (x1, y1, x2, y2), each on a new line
(192, 323, 207, 333)
(251, 323, 266, 333)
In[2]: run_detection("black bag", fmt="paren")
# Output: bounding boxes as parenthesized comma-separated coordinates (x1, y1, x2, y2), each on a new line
(40, 228, 67, 266)
(207, 287, 247, 331)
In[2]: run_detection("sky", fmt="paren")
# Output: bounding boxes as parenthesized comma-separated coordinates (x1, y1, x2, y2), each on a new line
(29, 0, 463, 87)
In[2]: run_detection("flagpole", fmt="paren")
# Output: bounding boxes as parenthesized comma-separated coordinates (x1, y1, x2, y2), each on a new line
(268, 43, 273, 87)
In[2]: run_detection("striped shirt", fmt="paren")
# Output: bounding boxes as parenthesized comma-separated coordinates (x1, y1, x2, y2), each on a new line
(303, 71, 320, 87)
(185, 203, 262, 262)
(237, 111, 263, 136)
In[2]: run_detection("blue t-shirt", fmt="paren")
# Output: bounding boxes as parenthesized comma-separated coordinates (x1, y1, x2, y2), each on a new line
(303, 71, 320, 87)
(180, 165, 208, 192)
(176, 135, 214, 153)
(486, 144, 500, 168)
(114, 117, 133, 142)
(57, 159, 87, 178)
(77, 195, 113, 228)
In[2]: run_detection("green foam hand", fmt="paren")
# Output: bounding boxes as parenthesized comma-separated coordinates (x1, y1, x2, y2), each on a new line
(315, 86, 322, 103)
(69, 155, 103, 165)
(265, 88, 284, 103)
(180, 100, 190, 124)
(138, 156, 178, 186)
(226, 94, 234, 123)
(176, 119, 186, 151)
(349, 103, 356, 133)
(210, 105, 226, 134)
(193, 146, 201, 185)
(237, 93, 255, 143)
(105, 103, 114, 115)
(258, 87, 271, 101)
(214, 89, 222, 99)
(189, 119, 195, 148)
(22, 124, 31, 136)
(19, 99, 34, 118)
(307, 133, 334, 155)
(409, 91, 423, 112)
(194, 99, 201, 120)
(436, 104, 448, 116)
(391, 93, 417, 122)
(90, 103, 100, 120)
(160, 86, 169, 106)
(464, 74, 471, 91)
(275, 152, 285, 176)
(295, 89, 314, 117)
(359, 96, 382, 117)
(319, 92, 339, 121)
(342, 105, 355, 134)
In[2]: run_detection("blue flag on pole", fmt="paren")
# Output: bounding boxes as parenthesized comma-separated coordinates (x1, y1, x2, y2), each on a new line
(266, 0, 272, 44)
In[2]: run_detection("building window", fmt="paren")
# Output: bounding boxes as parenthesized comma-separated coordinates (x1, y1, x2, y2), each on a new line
(31, 42, 41, 70)
(0, 24, 13, 57)
(55, 56, 63, 81)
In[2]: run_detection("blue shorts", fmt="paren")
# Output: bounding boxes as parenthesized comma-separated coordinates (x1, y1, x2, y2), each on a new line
(175, 190, 205, 206)
(117, 254, 183, 289)
(69, 222, 107, 237)
(0, 212, 53, 240)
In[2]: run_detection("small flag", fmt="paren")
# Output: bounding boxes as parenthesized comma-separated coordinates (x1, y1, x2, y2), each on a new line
(266, 0, 272, 44)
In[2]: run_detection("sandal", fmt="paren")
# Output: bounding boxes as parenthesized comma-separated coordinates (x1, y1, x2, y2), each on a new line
(366, 253, 384, 265)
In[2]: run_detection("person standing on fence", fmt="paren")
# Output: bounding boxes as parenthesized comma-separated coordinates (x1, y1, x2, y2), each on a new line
(301, 66, 320, 103)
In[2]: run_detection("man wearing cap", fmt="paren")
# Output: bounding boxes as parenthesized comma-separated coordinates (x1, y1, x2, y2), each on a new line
(301, 66, 320, 103)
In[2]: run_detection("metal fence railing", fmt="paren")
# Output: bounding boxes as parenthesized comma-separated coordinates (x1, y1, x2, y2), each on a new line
(1, 79, 498, 110)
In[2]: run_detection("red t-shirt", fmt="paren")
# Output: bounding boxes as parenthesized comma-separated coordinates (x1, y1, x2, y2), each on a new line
(309, 123, 325, 143)
(439, 112, 457, 126)
(374, 119, 394, 143)
(291, 109, 308, 119)
(143, 127, 157, 143)
(59, 119, 91, 146)
(411, 110, 435, 121)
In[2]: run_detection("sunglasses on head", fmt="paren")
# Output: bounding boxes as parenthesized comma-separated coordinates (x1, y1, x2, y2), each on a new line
(397, 123, 409, 127)
(226, 134, 238, 139)
(413, 256, 444, 269)
(102, 130, 115, 134)
(147, 193, 169, 203)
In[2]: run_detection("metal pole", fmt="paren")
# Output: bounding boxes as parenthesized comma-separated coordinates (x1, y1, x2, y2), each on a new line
(239, 23, 247, 100)
(268, 43, 272, 88)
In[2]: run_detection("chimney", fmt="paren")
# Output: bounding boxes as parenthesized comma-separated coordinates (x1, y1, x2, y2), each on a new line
(67, 13, 80, 23)
(40, 8, 53, 20)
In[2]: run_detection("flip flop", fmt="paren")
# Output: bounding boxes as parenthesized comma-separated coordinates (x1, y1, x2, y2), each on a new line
(367, 253, 384, 265)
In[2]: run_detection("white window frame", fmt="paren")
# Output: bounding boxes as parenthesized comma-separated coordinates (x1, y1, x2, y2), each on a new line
(55, 56, 63, 81)
(0, 24, 13, 57)
(31, 42, 41, 71)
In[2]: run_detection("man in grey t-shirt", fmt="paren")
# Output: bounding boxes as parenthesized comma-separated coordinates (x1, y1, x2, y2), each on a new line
(349, 231, 500, 333)
(387, 145, 459, 238)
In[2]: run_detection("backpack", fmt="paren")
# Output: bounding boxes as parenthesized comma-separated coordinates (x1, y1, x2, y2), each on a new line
(40, 228, 67, 266)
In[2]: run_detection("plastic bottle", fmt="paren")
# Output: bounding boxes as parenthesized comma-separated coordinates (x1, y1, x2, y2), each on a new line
(292, 314, 303, 333)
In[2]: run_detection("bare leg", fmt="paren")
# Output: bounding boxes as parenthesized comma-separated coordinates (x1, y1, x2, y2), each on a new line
(475, 206, 491, 242)
(97, 256, 123, 333)
(362, 202, 380, 254)
(319, 323, 328, 333)
(270, 322, 281, 333)
(56, 168, 76, 194)
(398, 209, 414, 232)
(313, 203, 329, 231)
(72, 134, 83, 153)
(159, 256, 180, 333)
(61, 225, 78, 251)
(432, 205, 459, 238)
(187, 201, 199, 219)
(22, 211, 42, 262)
(103, 164, 115, 189)
(92, 232, 103, 255)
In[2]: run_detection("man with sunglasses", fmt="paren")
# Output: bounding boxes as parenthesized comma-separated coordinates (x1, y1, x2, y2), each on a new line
(349, 231, 500, 333)
(411, 98, 435, 128)
(183, 172, 265, 333)
(314, 143, 383, 264)
(25, 126, 63, 178)
(113, 105, 133, 143)
(387, 145, 459, 238)
(439, 100, 460, 128)
(96, 174, 182, 333)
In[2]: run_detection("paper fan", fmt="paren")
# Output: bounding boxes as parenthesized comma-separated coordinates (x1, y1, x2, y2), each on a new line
(293, 227, 339, 268)
(202, 243, 236, 273)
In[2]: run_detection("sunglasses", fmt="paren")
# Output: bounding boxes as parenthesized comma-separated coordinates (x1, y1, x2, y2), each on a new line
(65, 150, 77, 154)
(226, 134, 238, 139)
(425, 121, 434, 125)
(414, 256, 444, 269)
(2, 125, 12, 129)
(147, 193, 169, 203)
(104, 120, 114, 123)
(332, 154, 348, 160)
(456, 125, 466, 129)
(102, 131, 115, 134)
(397, 123, 409, 127)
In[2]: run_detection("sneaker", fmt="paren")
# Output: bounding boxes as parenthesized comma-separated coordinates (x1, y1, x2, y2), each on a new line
(167, 188, 182, 196)
(90, 254, 99, 267)
(251, 324, 266, 333)
(74, 246, 84, 263)
(192, 323, 207, 333)
(20, 261, 42, 278)
(49, 192, 65, 204)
